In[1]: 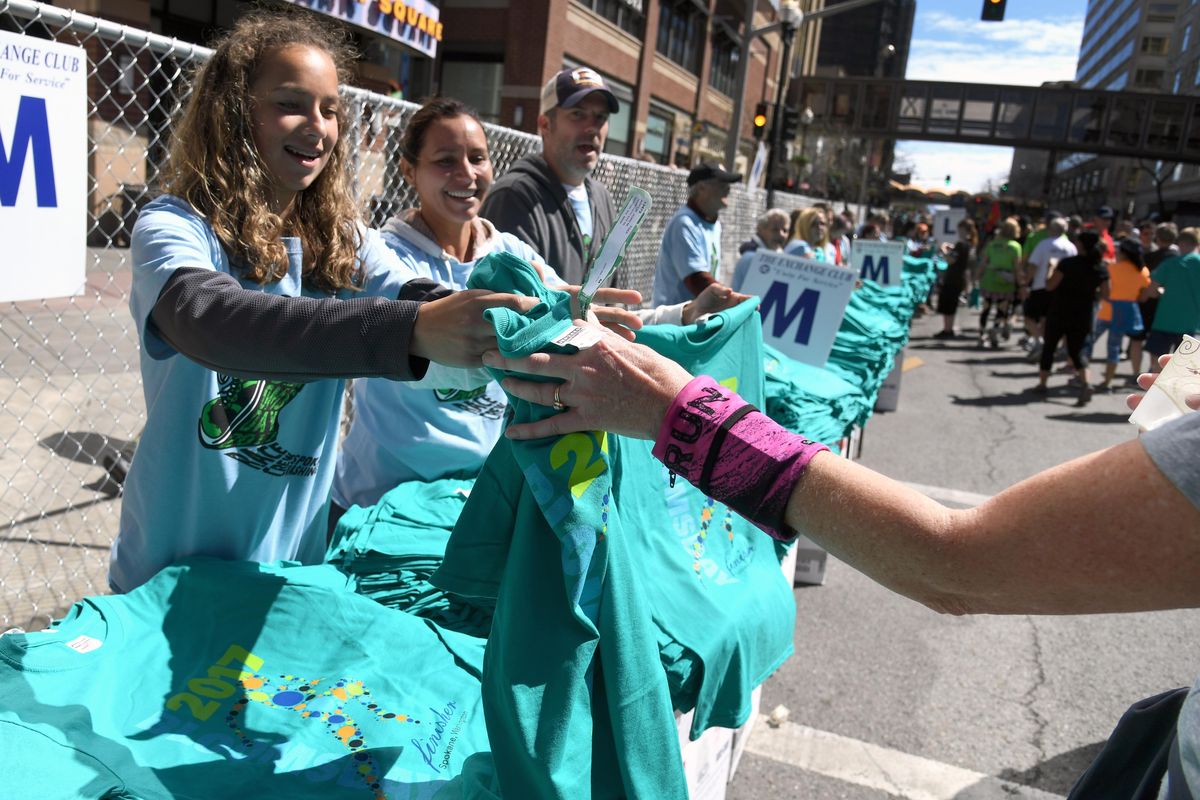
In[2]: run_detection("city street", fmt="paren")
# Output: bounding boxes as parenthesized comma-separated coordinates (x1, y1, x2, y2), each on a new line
(729, 309, 1198, 799)
(4, 269, 1197, 798)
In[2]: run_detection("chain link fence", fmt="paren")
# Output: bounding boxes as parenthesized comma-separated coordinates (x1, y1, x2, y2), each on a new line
(1, 0, 860, 629)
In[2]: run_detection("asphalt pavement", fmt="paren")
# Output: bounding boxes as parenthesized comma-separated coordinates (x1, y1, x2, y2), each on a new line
(727, 309, 1197, 798)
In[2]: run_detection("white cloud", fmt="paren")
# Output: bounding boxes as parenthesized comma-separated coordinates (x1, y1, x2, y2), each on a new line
(894, 141, 1014, 193)
(907, 12, 1084, 86)
(905, 47, 1080, 86)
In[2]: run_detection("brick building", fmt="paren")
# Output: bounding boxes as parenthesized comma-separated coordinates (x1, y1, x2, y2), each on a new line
(437, 0, 821, 173)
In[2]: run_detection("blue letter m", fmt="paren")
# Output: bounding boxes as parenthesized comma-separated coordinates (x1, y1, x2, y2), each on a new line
(860, 255, 889, 283)
(760, 281, 820, 345)
(0, 96, 57, 207)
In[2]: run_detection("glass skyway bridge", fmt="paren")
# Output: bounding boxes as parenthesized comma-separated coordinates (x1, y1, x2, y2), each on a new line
(792, 77, 1200, 163)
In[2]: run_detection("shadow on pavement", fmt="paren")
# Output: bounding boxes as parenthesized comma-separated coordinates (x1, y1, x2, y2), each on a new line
(950, 392, 1041, 408)
(1045, 411, 1133, 424)
(946, 356, 1031, 367)
(40, 431, 134, 466)
(40, 431, 135, 495)
(992, 740, 1106, 797)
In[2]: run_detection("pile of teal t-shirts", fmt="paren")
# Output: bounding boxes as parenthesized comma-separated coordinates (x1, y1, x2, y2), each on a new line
(437, 251, 689, 799)
(902, 256, 940, 309)
(762, 343, 869, 445)
(826, 293, 908, 410)
(824, 257, 939, 411)
(626, 299, 796, 740)
(327, 479, 493, 639)
(0, 557, 492, 800)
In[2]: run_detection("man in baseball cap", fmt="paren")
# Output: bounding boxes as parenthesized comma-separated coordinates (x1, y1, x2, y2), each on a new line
(539, 66, 619, 117)
(481, 67, 620, 285)
(652, 160, 743, 307)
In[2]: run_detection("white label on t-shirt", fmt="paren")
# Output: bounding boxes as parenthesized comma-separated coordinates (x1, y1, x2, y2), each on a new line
(64, 634, 103, 654)
(551, 325, 604, 350)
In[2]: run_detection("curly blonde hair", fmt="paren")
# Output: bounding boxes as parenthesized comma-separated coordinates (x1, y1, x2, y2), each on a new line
(161, 9, 362, 293)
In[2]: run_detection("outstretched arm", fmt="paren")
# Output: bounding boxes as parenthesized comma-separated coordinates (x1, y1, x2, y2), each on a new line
(486, 326, 1200, 617)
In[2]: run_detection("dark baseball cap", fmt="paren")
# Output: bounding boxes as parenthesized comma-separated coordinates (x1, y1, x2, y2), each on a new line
(1095, 205, 1115, 219)
(687, 160, 742, 186)
(540, 67, 619, 115)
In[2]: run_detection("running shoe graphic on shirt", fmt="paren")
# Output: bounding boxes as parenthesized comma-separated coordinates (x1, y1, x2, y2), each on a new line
(433, 386, 489, 403)
(198, 375, 304, 450)
(434, 386, 507, 420)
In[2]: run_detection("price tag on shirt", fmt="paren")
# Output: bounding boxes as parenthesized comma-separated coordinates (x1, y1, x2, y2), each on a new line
(577, 186, 652, 316)
(64, 634, 103, 654)
(550, 324, 604, 350)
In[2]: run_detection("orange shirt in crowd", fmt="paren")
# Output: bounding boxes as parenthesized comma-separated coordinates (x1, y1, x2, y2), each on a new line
(1097, 260, 1150, 321)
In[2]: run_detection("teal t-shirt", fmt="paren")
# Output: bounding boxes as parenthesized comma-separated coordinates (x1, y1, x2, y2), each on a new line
(434, 251, 687, 799)
(327, 478, 493, 638)
(1151, 253, 1200, 334)
(0, 558, 489, 800)
(625, 299, 796, 738)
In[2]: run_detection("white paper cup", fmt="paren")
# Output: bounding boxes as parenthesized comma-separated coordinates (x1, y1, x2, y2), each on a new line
(1129, 334, 1200, 432)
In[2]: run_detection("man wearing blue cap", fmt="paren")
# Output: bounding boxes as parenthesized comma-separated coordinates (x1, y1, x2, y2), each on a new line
(482, 67, 620, 286)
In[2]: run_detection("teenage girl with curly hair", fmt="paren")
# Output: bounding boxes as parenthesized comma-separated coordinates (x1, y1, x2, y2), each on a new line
(111, 9, 534, 592)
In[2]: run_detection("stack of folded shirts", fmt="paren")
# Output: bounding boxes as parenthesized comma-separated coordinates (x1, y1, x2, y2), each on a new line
(762, 343, 870, 445)
(327, 478, 493, 638)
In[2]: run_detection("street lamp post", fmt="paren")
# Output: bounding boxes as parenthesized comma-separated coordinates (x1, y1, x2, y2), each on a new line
(797, 105, 814, 178)
(721, 0, 888, 202)
(765, 3, 802, 208)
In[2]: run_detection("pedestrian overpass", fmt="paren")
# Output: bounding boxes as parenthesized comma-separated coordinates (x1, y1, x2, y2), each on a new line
(790, 77, 1200, 163)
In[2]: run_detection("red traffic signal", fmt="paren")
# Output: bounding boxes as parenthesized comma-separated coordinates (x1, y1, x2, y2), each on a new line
(981, 0, 1006, 21)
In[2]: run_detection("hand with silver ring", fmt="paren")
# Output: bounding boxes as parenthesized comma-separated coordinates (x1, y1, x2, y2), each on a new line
(552, 384, 567, 412)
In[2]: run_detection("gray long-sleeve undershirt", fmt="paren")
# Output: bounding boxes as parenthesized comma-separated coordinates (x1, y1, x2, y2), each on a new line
(148, 267, 452, 382)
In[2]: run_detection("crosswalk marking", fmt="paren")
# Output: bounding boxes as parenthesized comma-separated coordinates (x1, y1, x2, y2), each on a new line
(744, 717, 1064, 800)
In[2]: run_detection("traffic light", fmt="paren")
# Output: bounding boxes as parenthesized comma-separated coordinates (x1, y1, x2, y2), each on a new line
(981, 0, 1006, 21)
(752, 102, 769, 139)
(1000, 182, 1010, 193)
(944, 174, 951, 186)
(778, 108, 801, 141)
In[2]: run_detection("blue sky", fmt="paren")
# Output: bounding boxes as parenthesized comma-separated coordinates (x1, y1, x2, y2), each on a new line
(896, 0, 1087, 192)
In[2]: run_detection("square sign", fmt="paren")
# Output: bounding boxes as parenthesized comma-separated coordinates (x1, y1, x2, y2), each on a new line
(739, 251, 857, 367)
(933, 208, 967, 246)
(851, 240, 906, 287)
(0, 31, 87, 303)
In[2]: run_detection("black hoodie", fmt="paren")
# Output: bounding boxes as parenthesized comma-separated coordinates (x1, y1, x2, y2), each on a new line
(480, 154, 617, 286)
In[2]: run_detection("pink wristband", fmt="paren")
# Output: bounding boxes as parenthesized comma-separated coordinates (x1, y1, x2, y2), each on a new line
(651, 375, 829, 540)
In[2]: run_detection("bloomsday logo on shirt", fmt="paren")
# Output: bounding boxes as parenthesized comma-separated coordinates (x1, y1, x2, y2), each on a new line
(197, 375, 317, 477)
(147, 643, 468, 798)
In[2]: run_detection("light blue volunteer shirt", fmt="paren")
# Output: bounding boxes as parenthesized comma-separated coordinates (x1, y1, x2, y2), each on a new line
(332, 213, 564, 509)
(783, 239, 835, 262)
(652, 205, 722, 307)
(110, 195, 415, 592)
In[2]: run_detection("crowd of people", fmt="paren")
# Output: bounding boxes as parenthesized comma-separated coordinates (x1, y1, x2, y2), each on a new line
(914, 204, 1200, 407)
(18, 5, 1198, 796)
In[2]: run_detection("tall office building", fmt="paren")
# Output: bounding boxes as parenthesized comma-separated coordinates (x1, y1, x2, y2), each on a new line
(803, 0, 915, 201)
(814, 0, 914, 80)
(1050, 0, 1195, 223)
